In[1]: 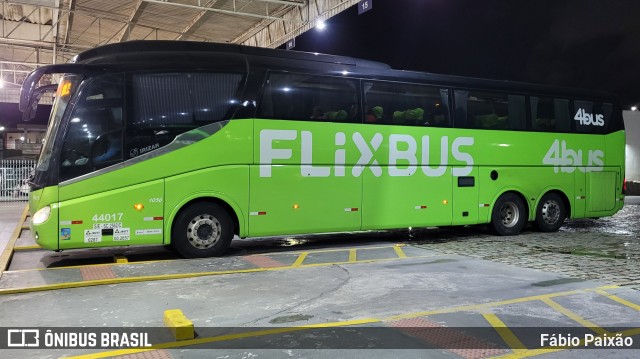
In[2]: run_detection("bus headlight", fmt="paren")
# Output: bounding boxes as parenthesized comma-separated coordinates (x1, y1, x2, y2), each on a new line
(33, 206, 51, 225)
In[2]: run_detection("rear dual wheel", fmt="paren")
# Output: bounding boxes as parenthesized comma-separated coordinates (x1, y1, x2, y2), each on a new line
(535, 193, 567, 232)
(490, 192, 567, 236)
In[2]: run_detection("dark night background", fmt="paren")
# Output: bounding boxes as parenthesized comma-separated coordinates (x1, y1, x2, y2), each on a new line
(289, 0, 640, 109)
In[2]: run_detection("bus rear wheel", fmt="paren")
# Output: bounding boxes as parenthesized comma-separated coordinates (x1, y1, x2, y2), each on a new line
(535, 193, 566, 232)
(172, 202, 233, 258)
(490, 193, 526, 236)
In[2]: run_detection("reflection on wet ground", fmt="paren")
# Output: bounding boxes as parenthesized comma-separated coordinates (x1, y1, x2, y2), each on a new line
(234, 204, 640, 261)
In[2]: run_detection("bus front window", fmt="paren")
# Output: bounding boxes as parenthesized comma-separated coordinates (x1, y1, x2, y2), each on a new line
(36, 75, 81, 174)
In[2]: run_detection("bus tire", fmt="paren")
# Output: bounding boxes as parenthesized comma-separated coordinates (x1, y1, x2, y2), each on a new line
(172, 202, 233, 258)
(490, 193, 526, 236)
(535, 193, 566, 232)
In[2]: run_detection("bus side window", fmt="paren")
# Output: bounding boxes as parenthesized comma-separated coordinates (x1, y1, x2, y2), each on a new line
(364, 80, 450, 127)
(127, 72, 243, 159)
(530, 96, 570, 132)
(257, 72, 359, 124)
(457, 91, 525, 131)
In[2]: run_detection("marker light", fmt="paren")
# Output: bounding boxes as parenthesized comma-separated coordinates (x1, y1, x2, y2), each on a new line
(33, 206, 51, 225)
(133, 204, 144, 211)
(442, 200, 449, 205)
(293, 204, 300, 209)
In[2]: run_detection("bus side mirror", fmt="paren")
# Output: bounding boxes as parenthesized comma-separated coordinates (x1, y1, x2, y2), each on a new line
(22, 84, 58, 122)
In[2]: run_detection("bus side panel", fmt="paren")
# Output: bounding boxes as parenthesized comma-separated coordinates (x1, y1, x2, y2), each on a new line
(573, 170, 586, 218)
(250, 120, 362, 237)
(586, 167, 620, 216)
(57, 179, 164, 249)
(362, 171, 453, 229)
(164, 165, 249, 241)
(605, 130, 626, 213)
(452, 166, 479, 225)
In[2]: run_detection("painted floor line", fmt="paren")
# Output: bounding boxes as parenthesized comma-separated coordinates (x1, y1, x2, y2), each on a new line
(6, 243, 411, 273)
(0, 254, 443, 295)
(61, 285, 634, 359)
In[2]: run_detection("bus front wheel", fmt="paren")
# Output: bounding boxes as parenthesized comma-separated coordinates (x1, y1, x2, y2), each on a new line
(490, 193, 526, 236)
(535, 193, 566, 232)
(172, 202, 233, 258)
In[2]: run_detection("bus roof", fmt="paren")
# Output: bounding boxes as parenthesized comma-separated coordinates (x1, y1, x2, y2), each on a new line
(71, 40, 617, 102)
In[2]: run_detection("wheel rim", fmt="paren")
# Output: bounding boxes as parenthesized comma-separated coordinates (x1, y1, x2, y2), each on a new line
(499, 201, 520, 228)
(186, 214, 221, 249)
(541, 200, 561, 225)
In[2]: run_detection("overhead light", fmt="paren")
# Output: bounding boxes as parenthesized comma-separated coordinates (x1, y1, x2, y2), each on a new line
(632, 106, 638, 111)
(316, 20, 326, 31)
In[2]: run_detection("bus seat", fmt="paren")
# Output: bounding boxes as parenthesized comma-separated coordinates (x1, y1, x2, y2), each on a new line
(404, 108, 424, 124)
(366, 106, 384, 123)
(476, 114, 507, 129)
(325, 110, 348, 122)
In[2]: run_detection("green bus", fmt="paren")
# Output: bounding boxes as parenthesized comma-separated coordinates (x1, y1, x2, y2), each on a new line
(20, 41, 625, 258)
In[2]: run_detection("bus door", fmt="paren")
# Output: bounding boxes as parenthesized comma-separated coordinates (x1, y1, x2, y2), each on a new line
(56, 73, 165, 249)
(452, 167, 479, 225)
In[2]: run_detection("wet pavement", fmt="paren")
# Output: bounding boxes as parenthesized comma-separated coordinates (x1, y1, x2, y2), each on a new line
(410, 201, 640, 290)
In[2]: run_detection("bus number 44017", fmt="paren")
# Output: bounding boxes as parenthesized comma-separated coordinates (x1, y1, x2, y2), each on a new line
(92, 213, 124, 222)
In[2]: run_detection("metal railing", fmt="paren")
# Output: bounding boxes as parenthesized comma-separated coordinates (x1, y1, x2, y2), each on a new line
(0, 160, 36, 202)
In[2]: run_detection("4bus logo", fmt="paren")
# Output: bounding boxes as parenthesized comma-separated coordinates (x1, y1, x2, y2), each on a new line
(543, 139, 604, 173)
(574, 108, 604, 127)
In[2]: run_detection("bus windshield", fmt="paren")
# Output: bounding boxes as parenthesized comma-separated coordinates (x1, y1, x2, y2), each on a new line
(36, 75, 81, 172)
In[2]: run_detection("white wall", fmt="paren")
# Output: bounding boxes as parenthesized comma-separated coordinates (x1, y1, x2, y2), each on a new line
(624, 110, 640, 181)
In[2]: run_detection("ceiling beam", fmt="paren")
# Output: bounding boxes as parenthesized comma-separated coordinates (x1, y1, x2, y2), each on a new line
(118, 0, 149, 42)
(60, 0, 76, 45)
(141, 0, 305, 23)
(175, 0, 218, 40)
(256, 0, 305, 7)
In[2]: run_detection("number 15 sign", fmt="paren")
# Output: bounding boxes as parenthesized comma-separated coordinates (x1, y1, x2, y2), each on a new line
(358, 0, 372, 15)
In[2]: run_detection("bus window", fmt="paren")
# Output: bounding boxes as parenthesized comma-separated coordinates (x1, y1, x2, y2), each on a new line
(454, 90, 525, 130)
(530, 97, 571, 132)
(573, 100, 612, 134)
(363, 81, 450, 127)
(258, 72, 359, 123)
(59, 74, 124, 182)
(127, 72, 242, 159)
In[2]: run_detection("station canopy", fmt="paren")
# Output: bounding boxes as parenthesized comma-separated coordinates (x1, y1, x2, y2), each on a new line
(0, 0, 358, 100)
